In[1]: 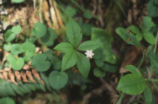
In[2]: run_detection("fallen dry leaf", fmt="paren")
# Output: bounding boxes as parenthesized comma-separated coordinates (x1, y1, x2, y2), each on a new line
(120, 46, 141, 73)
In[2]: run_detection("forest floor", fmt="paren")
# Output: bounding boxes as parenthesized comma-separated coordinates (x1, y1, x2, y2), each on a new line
(0, 0, 149, 104)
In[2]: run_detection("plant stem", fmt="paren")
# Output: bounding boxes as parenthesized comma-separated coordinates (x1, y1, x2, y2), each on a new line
(70, 0, 84, 11)
(149, 79, 158, 83)
(138, 50, 145, 68)
(117, 93, 124, 104)
(154, 32, 158, 53)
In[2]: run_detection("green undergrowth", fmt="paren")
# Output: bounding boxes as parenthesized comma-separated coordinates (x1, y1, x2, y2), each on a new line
(1, 0, 158, 104)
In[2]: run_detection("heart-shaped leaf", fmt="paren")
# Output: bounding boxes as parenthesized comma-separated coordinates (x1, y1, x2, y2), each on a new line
(32, 22, 47, 38)
(22, 42, 35, 61)
(31, 54, 51, 72)
(0, 97, 15, 104)
(40, 28, 58, 46)
(4, 25, 22, 42)
(7, 54, 24, 70)
(117, 73, 146, 95)
(48, 71, 68, 90)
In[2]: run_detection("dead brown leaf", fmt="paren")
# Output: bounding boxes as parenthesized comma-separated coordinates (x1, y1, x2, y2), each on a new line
(120, 46, 141, 73)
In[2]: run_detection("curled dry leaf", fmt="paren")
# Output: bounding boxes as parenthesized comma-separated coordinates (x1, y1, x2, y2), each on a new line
(15, 71, 21, 82)
(32, 69, 44, 85)
(29, 9, 41, 28)
(0, 69, 43, 85)
(26, 71, 36, 83)
(0, 73, 3, 79)
(120, 46, 141, 73)
(21, 72, 29, 83)
(1, 51, 9, 66)
(8, 70, 17, 85)
(23, 63, 31, 70)
(35, 47, 41, 53)
(8, 7, 29, 26)
(2, 71, 8, 80)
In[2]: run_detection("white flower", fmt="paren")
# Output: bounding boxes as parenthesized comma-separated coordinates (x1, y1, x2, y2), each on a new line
(85, 50, 94, 59)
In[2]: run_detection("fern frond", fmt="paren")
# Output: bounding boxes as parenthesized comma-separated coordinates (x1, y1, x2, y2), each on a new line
(0, 73, 50, 96)
(0, 69, 44, 85)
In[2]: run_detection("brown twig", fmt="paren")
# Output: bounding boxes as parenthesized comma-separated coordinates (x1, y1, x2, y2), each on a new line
(100, 78, 119, 104)
(81, 78, 119, 104)
(127, 96, 137, 104)
(81, 85, 106, 104)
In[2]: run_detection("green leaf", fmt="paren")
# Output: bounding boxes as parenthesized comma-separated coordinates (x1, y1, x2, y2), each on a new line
(43, 50, 61, 70)
(142, 16, 155, 32)
(43, 50, 54, 62)
(0, 97, 15, 104)
(144, 86, 153, 104)
(65, 6, 77, 17)
(66, 19, 82, 46)
(40, 28, 58, 46)
(81, 23, 92, 36)
(4, 25, 22, 42)
(10, 44, 23, 55)
(31, 54, 51, 72)
(78, 40, 101, 51)
(4, 44, 23, 55)
(22, 42, 35, 61)
(61, 50, 77, 71)
(84, 9, 92, 19)
(48, 71, 68, 90)
(3, 44, 12, 51)
(76, 52, 90, 78)
(7, 54, 24, 70)
(52, 56, 61, 70)
(54, 42, 74, 53)
(11, 0, 24, 3)
(143, 32, 155, 45)
(11, 25, 22, 34)
(154, 0, 158, 5)
(101, 63, 118, 73)
(4, 30, 14, 42)
(117, 73, 146, 95)
(147, 46, 158, 70)
(92, 28, 118, 64)
(12, 58, 24, 70)
(32, 22, 47, 38)
(125, 65, 141, 75)
(95, 59, 104, 67)
(22, 42, 35, 53)
(115, 27, 129, 40)
(93, 68, 105, 78)
(148, 0, 158, 17)
(0, 80, 13, 96)
(128, 25, 143, 41)
(116, 27, 141, 47)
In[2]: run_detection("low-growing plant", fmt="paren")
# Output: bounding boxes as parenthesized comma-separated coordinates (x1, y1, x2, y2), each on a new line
(148, 0, 158, 17)
(1, 1, 158, 104)
(0, 15, 118, 97)
(116, 16, 158, 104)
